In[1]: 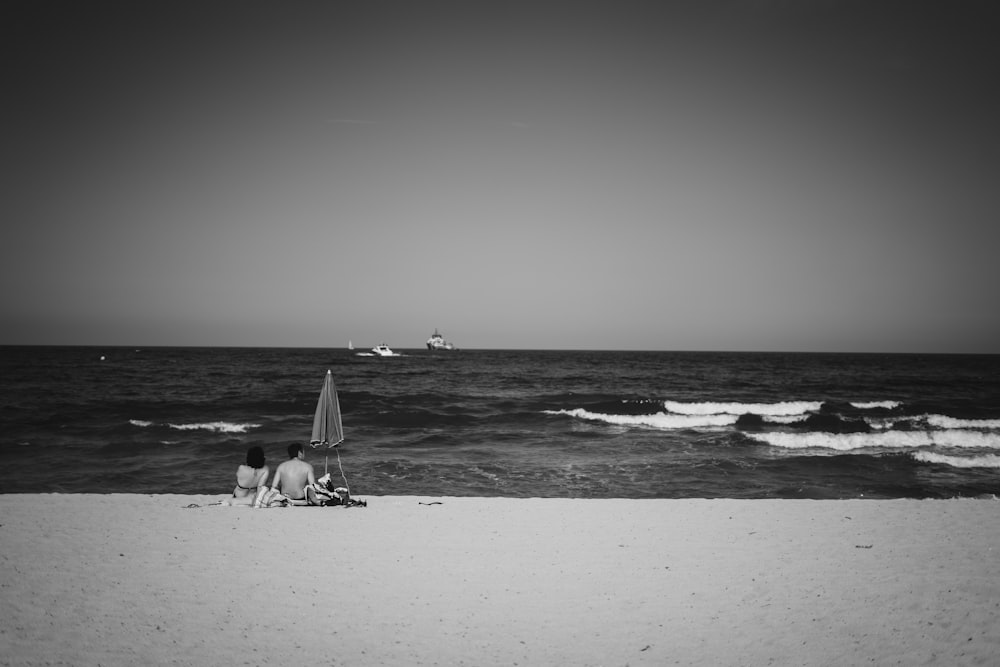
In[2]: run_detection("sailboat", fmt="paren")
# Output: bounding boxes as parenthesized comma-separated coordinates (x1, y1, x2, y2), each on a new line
(348, 340, 354, 350)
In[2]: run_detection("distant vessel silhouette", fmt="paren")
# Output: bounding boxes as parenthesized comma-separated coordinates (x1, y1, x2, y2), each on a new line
(426, 329, 455, 350)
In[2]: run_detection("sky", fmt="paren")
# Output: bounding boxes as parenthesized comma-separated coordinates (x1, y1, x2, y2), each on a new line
(2, 1, 998, 352)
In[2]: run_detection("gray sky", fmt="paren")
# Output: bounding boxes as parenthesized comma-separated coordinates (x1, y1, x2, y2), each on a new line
(3, 1, 998, 352)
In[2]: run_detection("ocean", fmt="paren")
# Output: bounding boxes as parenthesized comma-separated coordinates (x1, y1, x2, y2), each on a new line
(2, 346, 999, 499)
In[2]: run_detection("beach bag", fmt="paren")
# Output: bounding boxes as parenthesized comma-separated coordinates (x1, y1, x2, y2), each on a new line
(321, 484, 366, 507)
(253, 486, 288, 508)
(305, 481, 350, 506)
(310, 477, 364, 507)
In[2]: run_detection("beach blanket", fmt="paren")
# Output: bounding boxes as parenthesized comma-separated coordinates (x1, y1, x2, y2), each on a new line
(253, 486, 289, 508)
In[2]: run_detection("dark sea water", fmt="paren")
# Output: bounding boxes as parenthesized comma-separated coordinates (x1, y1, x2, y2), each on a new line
(2, 346, 999, 499)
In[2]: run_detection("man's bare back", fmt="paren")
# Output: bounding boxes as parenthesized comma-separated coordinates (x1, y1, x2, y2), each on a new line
(272, 456, 315, 501)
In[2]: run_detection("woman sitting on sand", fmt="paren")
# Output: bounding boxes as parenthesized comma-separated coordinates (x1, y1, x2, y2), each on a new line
(231, 446, 269, 504)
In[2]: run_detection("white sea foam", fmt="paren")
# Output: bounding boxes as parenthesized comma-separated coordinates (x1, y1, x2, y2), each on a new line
(850, 400, 902, 410)
(547, 408, 738, 429)
(663, 400, 822, 416)
(129, 419, 153, 427)
(863, 416, 904, 431)
(167, 421, 261, 433)
(763, 415, 809, 425)
(872, 415, 1000, 431)
(926, 415, 1000, 429)
(913, 451, 1000, 469)
(747, 430, 1000, 451)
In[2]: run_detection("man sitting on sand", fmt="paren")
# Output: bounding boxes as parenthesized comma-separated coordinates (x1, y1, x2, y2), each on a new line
(270, 443, 317, 506)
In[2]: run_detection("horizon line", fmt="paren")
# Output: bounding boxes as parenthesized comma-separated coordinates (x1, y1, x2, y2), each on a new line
(0, 343, 995, 356)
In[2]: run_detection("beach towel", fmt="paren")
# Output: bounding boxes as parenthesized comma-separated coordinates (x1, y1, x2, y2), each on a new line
(253, 486, 289, 508)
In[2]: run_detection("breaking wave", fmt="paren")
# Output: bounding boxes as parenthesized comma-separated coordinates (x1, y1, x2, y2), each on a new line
(926, 415, 1000, 429)
(662, 400, 821, 416)
(545, 408, 737, 429)
(913, 451, 1000, 469)
(548, 396, 1000, 470)
(746, 430, 1000, 451)
(850, 400, 902, 410)
(168, 421, 261, 433)
(130, 419, 260, 433)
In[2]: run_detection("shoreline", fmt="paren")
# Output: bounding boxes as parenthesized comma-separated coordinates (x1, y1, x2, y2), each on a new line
(2, 495, 998, 665)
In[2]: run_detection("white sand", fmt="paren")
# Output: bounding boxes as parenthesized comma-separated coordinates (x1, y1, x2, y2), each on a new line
(1, 494, 999, 666)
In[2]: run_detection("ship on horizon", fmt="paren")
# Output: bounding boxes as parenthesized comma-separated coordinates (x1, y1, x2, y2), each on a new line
(426, 329, 456, 351)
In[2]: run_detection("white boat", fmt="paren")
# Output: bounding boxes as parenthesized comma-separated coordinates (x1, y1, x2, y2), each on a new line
(426, 329, 455, 350)
(355, 342, 400, 357)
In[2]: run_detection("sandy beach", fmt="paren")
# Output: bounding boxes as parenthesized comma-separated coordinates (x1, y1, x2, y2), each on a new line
(1, 495, 998, 666)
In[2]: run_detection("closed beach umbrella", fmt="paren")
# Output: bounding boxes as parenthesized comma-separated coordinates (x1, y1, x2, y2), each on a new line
(310, 369, 344, 448)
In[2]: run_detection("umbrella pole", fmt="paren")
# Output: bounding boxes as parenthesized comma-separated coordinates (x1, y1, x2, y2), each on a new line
(336, 447, 350, 493)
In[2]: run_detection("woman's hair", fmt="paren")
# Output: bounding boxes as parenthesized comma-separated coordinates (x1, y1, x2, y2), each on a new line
(246, 446, 266, 469)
